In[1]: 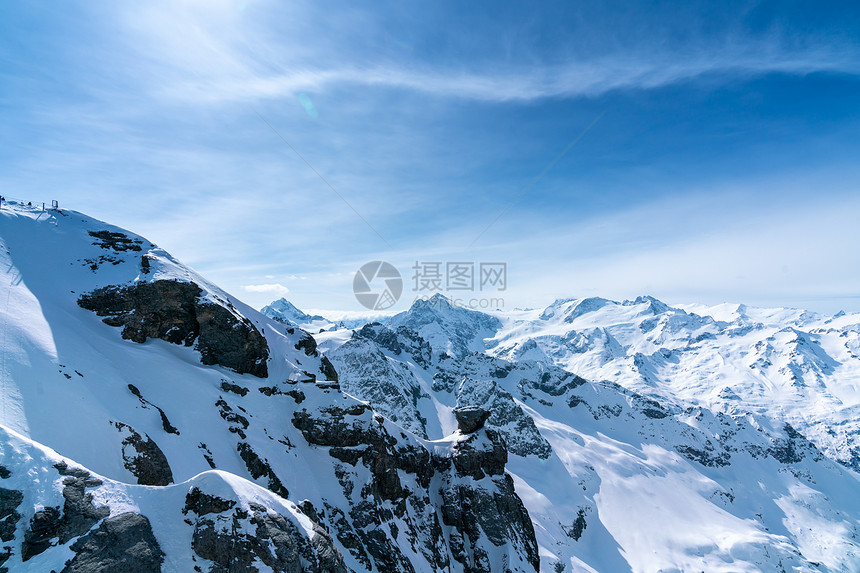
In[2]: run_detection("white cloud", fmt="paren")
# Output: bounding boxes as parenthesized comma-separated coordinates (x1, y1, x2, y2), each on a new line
(242, 283, 290, 295)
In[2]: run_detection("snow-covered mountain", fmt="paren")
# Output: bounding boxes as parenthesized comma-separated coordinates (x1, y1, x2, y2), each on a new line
(0, 203, 538, 573)
(484, 296, 860, 472)
(4, 201, 860, 572)
(318, 309, 860, 572)
(261, 298, 326, 328)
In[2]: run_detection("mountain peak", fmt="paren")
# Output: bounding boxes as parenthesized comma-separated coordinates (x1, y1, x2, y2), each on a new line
(261, 297, 324, 325)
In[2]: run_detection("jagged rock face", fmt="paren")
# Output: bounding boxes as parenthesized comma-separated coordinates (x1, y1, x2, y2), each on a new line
(328, 337, 430, 437)
(293, 330, 339, 382)
(331, 324, 554, 458)
(437, 430, 538, 572)
(62, 513, 164, 573)
(22, 462, 111, 561)
(387, 295, 502, 360)
(113, 423, 174, 486)
(454, 406, 491, 434)
(0, 487, 23, 571)
(292, 402, 539, 573)
(438, 474, 539, 573)
(184, 487, 347, 573)
(78, 279, 269, 377)
(0, 488, 22, 542)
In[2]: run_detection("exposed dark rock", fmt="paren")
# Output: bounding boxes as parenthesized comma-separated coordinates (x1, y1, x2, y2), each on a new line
(23, 463, 111, 561)
(220, 381, 249, 396)
(323, 503, 372, 570)
(448, 431, 507, 480)
(0, 488, 22, 542)
(183, 487, 235, 516)
(294, 403, 536, 572)
(189, 502, 347, 573)
(454, 406, 491, 434)
(54, 463, 111, 544)
(353, 323, 433, 367)
(198, 443, 217, 469)
(216, 398, 249, 439)
(319, 356, 338, 382)
(81, 254, 122, 272)
(127, 385, 180, 435)
(236, 442, 289, 499)
(635, 396, 671, 419)
(354, 323, 403, 354)
(0, 466, 9, 479)
(294, 405, 432, 502)
(113, 423, 173, 486)
(439, 473, 539, 573)
(769, 424, 821, 464)
(528, 370, 588, 396)
(676, 444, 731, 467)
(78, 280, 269, 377)
(88, 230, 143, 252)
(432, 371, 458, 393)
(62, 513, 164, 573)
(295, 332, 319, 356)
(22, 506, 61, 561)
(258, 385, 307, 402)
(562, 509, 588, 541)
(327, 337, 429, 437)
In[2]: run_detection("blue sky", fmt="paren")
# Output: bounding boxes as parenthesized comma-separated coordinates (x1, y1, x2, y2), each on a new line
(2, 0, 859, 313)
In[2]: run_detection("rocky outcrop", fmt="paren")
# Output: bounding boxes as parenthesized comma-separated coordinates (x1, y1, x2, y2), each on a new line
(292, 402, 539, 573)
(113, 422, 174, 486)
(435, 427, 540, 573)
(78, 280, 269, 377)
(0, 488, 22, 543)
(454, 406, 491, 434)
(0, 487, 23, 571)
(236, 442, 290, 499)
(185, 487, 347, 573)
(88, 230, 143, 252)
(332, 324, 553, 457)
(62, 513, 164, 573)
(328, 337, 430, 437)
(22, 462, 111, 561)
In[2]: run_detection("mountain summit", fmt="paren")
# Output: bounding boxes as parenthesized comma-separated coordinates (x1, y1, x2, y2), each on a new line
(260, 297, 325, 326)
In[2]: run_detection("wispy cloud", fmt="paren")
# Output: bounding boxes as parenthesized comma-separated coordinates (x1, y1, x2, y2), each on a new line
(242, 283, 290, 296)
(116, 2, 860, 105)
(158, 49, 860, 104)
